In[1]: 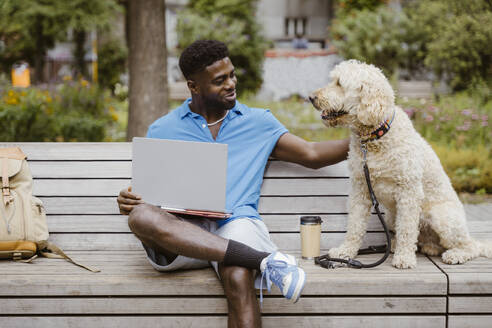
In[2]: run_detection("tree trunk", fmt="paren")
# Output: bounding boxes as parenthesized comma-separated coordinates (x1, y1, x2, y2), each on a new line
(33, 17, 45, 84)
(127, 0, 168, 140)
(73, 29, 88, 78)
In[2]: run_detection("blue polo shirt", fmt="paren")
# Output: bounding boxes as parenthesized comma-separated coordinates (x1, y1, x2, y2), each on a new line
(146, 99, 288, 227)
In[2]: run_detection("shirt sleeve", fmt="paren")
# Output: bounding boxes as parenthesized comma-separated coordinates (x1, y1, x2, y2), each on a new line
(262, 109, 289, 152)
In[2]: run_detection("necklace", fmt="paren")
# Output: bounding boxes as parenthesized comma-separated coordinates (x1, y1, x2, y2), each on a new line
(207, 111, 229, 126)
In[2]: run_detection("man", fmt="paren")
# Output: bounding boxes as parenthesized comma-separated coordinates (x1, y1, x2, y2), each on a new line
(117, 40, 348, 328)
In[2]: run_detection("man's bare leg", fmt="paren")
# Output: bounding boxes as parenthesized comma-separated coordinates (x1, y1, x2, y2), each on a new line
(219, 264, 261, 328)
(128, 203, 228, 262)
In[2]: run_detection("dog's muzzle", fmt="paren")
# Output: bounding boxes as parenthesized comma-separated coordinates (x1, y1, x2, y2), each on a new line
(321, 109, 348, 120)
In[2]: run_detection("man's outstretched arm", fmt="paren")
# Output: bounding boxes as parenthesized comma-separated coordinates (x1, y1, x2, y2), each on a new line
(271, 133, 349, 169)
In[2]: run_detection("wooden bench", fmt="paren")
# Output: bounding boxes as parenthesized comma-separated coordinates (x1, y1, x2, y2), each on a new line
(0, 142, 490, 327)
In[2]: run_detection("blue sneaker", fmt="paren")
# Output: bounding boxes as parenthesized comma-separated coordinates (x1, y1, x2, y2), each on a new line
(259, 251, 306, 304)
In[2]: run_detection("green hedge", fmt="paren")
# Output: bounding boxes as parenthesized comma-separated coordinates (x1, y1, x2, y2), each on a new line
(0, 79, 119, 142)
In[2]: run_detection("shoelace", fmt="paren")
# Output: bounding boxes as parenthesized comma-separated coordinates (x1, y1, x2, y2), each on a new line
(259, 259, 288, 305)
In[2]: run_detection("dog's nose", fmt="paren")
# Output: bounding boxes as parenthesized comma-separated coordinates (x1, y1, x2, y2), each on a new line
(308, 95, 317, 104)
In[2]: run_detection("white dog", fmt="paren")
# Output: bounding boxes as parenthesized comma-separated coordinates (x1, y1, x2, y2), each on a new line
(309, 60, 492, 269)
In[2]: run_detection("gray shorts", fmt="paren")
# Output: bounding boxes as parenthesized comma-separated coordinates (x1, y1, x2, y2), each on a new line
(142, 217, 278, 288)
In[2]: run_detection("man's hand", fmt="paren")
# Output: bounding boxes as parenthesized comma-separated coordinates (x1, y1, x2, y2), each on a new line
(117, 186, 144, 215)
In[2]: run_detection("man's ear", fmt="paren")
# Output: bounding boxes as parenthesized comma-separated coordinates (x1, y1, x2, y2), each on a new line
(187, 79, 198, 94)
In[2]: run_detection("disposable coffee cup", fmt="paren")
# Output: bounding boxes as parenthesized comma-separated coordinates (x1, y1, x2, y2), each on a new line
(300, 216, 322, 259)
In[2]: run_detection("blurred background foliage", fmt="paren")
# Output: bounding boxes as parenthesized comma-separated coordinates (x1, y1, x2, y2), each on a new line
(331, 0, 492, 96)
(0, 76, 123, 142)
(0, 0, 121, 82)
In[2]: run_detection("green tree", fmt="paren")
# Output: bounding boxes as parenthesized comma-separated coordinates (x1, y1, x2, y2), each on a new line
(335, 0, 388, 16)
(61, 0, 121, 78)
(0, 0, 120, 82)
(406, 0, 492, 92)
(331, 6, 407, 77)
(177, 0, 269, 95)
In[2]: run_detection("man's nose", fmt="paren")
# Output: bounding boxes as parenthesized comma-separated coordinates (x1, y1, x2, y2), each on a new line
(226, 77, 236, 89)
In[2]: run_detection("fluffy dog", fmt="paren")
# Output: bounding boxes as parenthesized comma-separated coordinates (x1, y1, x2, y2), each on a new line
(309, 60, 492, 269)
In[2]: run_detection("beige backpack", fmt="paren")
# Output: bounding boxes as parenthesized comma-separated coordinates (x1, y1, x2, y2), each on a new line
(0, 147, 99, 272)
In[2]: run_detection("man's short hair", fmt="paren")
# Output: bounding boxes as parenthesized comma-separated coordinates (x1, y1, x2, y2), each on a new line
(179, 40, 229, 79)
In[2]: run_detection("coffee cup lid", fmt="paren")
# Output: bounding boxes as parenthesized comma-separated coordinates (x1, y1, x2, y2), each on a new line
(300, 216, 322, 224)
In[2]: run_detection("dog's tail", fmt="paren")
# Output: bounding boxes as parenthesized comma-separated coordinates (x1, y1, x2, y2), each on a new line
(476, 240, 492, 258)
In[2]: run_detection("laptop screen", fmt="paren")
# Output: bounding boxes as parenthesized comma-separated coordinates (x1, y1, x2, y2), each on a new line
(132, 137, 228, 213)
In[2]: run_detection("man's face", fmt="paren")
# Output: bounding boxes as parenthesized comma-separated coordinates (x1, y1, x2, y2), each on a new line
(191, 57, 237, 110)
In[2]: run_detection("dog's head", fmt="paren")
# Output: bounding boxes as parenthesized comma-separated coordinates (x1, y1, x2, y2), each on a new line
(309, 60, 395, 128)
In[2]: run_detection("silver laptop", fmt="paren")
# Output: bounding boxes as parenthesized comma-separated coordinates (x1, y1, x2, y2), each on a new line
(132, 137, 231, 219)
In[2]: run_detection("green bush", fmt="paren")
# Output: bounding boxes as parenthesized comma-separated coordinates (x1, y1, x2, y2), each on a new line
(336, 0, 388, 16)
(406, 0, 492, 92)
(176, 0, 269, 96)
(0, 80, 120, 141)
(398, 93, 491, 148)
(331, 6, 409, 77)
(433, 144, 492, 194)
(398, 93, 492, 193)
(332, 0, 492, 97)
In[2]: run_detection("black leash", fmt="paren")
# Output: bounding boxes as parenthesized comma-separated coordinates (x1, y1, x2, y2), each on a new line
(315, 143, 392, 269)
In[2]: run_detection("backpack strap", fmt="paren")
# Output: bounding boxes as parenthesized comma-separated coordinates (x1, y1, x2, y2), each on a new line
(1, 158, 13, 206)
(36, 241, 100, 273)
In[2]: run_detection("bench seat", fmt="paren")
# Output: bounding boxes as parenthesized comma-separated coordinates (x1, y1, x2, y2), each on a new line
(0, 142, 490, 328)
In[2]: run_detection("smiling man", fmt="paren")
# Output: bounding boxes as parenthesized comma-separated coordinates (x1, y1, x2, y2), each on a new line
(117, 40, 349, 328)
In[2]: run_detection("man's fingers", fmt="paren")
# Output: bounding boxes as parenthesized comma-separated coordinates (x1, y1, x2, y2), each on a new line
(117, 196, 142, 205)
(120, 188, 142, 200)
(119, 204, 136, 213)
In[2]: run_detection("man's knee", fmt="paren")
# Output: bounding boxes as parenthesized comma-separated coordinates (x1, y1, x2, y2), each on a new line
(128, 203, 161, 236)
(221, 266, 255, 297)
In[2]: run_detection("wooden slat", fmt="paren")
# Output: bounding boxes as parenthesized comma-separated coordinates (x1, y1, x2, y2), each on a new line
(449, 296, 492, 313)
(0, 296, 446, 314)
(265, 160, 348, 177)
(38, 196, 349, 215)
(45, 214, 386, 233)
(33, 178, 350, 196)
(30, 161, 131, 178)
(44, 232, 388, 251)
(0, 253, 446, 296)
(463, 203, 492, 222)
(449, 315, 492, 328)
(28, 160, 349, 178)
(431, 247, 492, 294)
(0, 316, 446, 328)
(1, 142, 132, 160)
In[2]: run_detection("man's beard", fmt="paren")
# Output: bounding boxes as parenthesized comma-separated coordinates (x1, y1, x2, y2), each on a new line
(203, 94, 235, 111)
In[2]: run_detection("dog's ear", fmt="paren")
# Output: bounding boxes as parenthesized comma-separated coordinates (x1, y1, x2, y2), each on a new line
(356, 81, 392, 126)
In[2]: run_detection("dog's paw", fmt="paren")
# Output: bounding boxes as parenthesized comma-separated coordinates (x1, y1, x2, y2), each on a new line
(328, 246, 357, 259)
(392, 253, 417, 269)
(441, 248, 473, 264)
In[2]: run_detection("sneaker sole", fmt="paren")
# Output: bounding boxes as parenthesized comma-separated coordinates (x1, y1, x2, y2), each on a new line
(291, 269, 306, 303)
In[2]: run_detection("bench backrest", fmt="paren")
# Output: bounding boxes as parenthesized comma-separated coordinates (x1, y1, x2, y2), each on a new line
(1, 142, 385, 252)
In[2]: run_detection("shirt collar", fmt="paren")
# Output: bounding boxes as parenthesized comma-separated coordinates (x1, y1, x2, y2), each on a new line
(179, 98, 244, 119)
